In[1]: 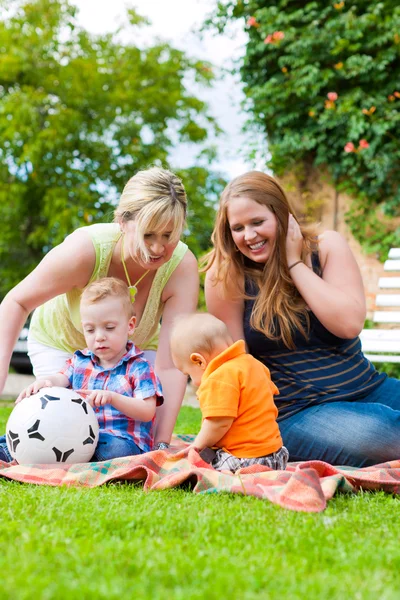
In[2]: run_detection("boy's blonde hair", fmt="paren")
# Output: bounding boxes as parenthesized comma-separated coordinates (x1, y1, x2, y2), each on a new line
(170, 313, 233, 360)
(81, 277, 135, 318)
(114, 166, 187, 262)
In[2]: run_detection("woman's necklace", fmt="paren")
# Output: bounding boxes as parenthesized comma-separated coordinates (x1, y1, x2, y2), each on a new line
(120, 234, 150, 303)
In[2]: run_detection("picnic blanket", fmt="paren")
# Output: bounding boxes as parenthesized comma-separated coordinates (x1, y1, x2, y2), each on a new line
(0, 434, 399, 512)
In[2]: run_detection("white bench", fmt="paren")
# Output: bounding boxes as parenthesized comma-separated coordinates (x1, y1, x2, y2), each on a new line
(360, 248, 400, 363)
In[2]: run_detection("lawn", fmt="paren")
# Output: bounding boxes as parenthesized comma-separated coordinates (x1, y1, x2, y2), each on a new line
(0, 403, 399, 600)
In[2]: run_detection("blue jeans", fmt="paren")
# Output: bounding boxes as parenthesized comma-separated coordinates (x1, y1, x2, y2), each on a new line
(91, 432, 142, 462)
(279, 377, 400, 467)
(0, 432, 142, 463)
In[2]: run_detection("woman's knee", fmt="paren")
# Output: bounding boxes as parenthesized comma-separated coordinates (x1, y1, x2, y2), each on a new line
(279, 402, 400, 467)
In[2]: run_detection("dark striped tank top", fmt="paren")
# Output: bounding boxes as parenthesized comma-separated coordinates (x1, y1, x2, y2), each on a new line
(244, 252, 386, 420)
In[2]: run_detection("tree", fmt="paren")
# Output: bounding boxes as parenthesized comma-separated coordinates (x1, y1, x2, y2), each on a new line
(207, 0, 400, 256)
(0, 0, 222, 296)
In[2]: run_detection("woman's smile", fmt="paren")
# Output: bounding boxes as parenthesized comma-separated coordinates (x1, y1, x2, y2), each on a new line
(227, 196, 277, 263)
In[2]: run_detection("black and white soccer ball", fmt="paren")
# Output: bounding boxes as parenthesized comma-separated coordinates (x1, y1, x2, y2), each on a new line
(6, 387, 99, 464)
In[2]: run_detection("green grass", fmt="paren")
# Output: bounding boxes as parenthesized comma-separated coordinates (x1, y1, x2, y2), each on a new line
(0, 404, 399, 600)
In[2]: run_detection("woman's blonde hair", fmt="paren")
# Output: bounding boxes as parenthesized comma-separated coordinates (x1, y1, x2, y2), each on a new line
(202, 171, 319, 349)
(114, 166, 187, 261)
(81, 277, 135, 319)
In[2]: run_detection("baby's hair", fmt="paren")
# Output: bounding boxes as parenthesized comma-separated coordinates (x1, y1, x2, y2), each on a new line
(81, 277, 135, 318)
(170, 313, 233, 359)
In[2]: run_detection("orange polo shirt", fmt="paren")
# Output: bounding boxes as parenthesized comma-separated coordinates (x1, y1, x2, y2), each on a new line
(197, 340, 282, 458)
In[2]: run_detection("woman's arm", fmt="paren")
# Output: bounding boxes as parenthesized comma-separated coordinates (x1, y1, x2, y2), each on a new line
(154, 250, 199, 444)
(287, 221, 366, 338)
(205, 265, 245, 342)
(0, 229, 96, 393)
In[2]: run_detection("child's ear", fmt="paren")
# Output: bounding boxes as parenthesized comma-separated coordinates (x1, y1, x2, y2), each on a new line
(128, 316, 136, 334)
(190, 352, 207, 369)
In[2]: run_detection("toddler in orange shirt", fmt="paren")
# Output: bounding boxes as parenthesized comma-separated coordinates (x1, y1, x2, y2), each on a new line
(170, 313, 288, 472)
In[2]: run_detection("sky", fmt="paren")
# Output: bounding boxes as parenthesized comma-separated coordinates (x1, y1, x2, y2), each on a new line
(71, 0, 265, 178)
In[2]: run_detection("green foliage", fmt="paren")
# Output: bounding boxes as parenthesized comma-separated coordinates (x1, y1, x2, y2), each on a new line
(0, 0, 221, 297)
(208, 0, 400, 256)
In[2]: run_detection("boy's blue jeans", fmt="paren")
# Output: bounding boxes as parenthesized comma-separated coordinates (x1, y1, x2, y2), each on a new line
(0, 431, 142, 463)
(91, 432, 142, 461)
(279, 376, 400, 467)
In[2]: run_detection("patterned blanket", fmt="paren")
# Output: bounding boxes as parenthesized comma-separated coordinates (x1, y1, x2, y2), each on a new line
(0, 434, 399, 512)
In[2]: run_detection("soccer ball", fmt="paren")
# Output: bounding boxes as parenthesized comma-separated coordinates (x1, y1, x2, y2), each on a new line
(6, 387, 99, 464)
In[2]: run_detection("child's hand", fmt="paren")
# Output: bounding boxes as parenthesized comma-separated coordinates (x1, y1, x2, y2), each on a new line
(76, 389, 115, 407)
(16, 379, 53, 404)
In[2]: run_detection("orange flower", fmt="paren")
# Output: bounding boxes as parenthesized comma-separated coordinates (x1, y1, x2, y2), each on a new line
(325, 100, 335, 109)
(308, 110, 316, 117)
(247, 16, 259, 27)
(358, 139, 369, 149)
(334, 62, 344, 69)
(388, 95, 395, 102)
(362, 106, 376, 116)
(264, 31, 285, 44)
(281, 66, 288, 73)
(327, 92, 338, 101)
(334, 1, 345, 9)
(344, 142, 355, 153)
(394, 91, 400, 98)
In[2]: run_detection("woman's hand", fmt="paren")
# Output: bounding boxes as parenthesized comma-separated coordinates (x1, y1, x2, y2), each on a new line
(286, 214, 304, 266)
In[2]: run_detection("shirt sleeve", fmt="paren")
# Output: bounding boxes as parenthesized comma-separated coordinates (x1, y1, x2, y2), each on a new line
(58, 356, 75, 388)
(198, 376, 240, 419)
(127, 358, 164, 406)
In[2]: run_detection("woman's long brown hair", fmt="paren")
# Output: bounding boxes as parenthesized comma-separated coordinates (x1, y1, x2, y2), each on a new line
(202, 171, 319, 349)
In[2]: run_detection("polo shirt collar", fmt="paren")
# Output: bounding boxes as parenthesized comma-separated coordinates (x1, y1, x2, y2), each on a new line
(77, 341, 144, 367)
(202, 339, 246, 379)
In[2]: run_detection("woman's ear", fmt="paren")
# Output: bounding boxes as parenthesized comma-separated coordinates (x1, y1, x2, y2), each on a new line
(190, 352, 207, 370)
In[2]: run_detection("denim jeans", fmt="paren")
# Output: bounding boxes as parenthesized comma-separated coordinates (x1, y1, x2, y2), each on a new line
(279, 376, 400, 467)
(0, 432, 142, 463)
(91, 432, 142, 462)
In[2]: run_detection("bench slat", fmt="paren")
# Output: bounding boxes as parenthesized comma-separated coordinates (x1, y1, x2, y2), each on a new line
(373, 311, 400, 323)
(376, 294, 400, 307)
(364, 354, 400, 363)
(360, 329, 400, 340)
(384, 260, 400, 271)
(379, 277, 400, 289)
(388, 248, 400, 259)
(361, 341, 400, 352)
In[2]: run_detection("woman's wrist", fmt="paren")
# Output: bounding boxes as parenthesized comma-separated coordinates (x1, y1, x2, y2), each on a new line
(288, 260, 303, 271)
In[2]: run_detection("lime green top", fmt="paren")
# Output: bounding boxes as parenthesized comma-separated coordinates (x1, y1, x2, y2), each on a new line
(30, 223, 188, 353)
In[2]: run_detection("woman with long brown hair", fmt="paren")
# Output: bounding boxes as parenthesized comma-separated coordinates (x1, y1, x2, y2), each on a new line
(204, 171, 400, 467)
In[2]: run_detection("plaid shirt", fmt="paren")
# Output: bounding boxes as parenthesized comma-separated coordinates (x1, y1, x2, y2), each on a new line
(60, 342, 163, 452)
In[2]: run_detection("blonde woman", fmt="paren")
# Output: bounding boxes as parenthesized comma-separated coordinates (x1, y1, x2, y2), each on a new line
(0, 167, 198, 449)
(204, 171, 400, 468)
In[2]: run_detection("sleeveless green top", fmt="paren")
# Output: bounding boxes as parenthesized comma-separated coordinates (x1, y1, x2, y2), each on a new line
(30, 223, 188, 353)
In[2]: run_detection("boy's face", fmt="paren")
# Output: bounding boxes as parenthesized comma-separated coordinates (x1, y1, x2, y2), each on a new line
(81, 297, 136, 366)
(172, 353, 206, 388)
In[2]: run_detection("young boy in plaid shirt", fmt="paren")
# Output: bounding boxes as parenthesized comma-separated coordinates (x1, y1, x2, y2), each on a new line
(170, 313, 288, 472)
(14, 277, 163, 461)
